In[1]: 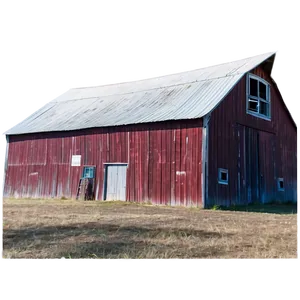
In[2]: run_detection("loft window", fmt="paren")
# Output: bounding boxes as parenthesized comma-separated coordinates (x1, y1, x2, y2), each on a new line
(218, 168, 228, 185)
(247, 74, 270, 120)
(278, 178, 284, 191)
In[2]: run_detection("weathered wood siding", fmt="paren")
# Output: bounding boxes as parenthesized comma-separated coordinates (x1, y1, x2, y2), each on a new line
(4, 119, 203, 207)
(207, 66, 297, 206)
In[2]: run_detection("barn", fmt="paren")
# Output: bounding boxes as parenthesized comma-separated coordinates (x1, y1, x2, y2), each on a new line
(3, 52, 297, 207)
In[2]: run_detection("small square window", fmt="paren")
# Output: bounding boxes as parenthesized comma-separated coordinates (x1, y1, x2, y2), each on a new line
(82, 166, 95, 178)
(278, 178, 284, 191)
(218, 168, 228, 185)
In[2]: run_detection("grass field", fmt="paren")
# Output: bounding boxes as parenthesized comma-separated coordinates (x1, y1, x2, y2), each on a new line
(2, 199, 297, 258)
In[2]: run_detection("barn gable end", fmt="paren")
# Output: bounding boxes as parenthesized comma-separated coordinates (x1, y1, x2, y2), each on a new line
(206, 64, 296, 206)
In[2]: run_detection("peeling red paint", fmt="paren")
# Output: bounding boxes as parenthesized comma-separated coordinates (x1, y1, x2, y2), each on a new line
(4, 119, 203, 207)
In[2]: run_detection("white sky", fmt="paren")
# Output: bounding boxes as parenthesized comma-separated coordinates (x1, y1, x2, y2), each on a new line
(4, 48, 296, 127)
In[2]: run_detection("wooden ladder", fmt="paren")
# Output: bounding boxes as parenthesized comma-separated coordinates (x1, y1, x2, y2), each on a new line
(76, 178, 86, 200)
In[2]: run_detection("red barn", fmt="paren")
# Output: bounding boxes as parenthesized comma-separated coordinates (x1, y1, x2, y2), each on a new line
(3, 52, 297, 207)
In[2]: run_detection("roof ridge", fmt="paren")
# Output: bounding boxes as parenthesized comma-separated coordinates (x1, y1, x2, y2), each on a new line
(161, 50, 279, 79)
(48, 50, 278, 103)
(66, 49, 279, 90)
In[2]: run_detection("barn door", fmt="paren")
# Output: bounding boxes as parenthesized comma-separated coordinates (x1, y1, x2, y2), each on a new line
(105, 165, 127, 201)
(258, 131, 276, 203)
(237, 124, 275, 204)
(28, 172, 39, 198)
(245, 127, 260, 204)
(236, 125, 259, 204)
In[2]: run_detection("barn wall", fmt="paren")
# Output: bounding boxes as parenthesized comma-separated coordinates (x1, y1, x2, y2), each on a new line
(4, 119, 203, 207)
(207, 66, 297, 206)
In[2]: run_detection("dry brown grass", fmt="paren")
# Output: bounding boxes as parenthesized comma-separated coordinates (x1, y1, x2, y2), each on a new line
(2, 199, 297, 258)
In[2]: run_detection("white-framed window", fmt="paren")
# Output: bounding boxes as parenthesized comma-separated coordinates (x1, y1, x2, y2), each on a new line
(277, 178, 284, 191)
(82, 166, 95, 178)
(246, 73, 271, 120)
(218, 168, 228, 185)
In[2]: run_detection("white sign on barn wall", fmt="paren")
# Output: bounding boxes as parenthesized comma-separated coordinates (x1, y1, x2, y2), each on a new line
(71, 155, 81, 166)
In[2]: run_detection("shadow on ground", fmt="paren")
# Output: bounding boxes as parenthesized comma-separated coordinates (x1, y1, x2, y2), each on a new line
(3, 223, 233, 258)
(216, 204, 297, 214)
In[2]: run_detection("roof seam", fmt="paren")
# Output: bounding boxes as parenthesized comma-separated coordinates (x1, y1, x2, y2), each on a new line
(53, 73, 242, 103)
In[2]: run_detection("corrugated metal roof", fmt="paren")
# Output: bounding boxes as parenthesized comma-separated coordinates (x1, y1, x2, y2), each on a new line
(6, 52, 276, 135)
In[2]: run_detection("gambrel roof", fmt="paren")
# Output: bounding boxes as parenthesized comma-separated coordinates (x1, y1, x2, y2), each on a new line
(6, 52, 276, 135)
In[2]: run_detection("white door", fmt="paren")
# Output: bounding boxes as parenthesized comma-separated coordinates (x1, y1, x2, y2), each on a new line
(106, 165, 127, 201)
